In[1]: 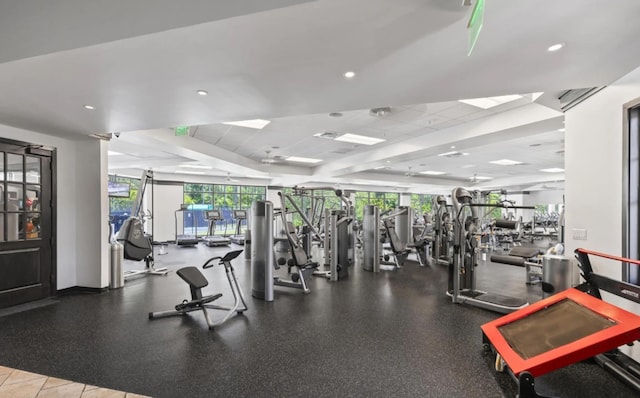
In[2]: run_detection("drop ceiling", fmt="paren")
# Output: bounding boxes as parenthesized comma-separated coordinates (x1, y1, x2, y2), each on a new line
(1, 0, 639, 193)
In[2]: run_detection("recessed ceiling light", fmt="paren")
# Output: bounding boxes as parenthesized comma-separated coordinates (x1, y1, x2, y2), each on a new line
(108, 151, 123, 156)
(83, 105, 95, 110)
(178, 164, 213, 170)
(285, 156, 323, 164)
(420, 171, 446, 175)
(334, 133, 385, 146)
(450, 146, 456, 149)
(540, 168, 564, 173)
(474, 176, 493, 180)
(222, 119, 271, 129)
(374, 166, 390, 170)
(547, 43, 564, 52)
(175, 170, 206, 175)
(461, 164, 476, 169)
(197, 90, 208, 96)
(558, 128, 566, 132)
(489, 159, 523, 166)
(459, 95, 523, 109)
(344, 71, 356, 79)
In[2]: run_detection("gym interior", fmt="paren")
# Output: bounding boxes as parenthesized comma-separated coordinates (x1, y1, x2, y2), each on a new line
(1, 2, 640, 397)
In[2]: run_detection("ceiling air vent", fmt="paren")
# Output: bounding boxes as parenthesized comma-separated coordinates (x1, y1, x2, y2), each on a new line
(315, 131, 339, 140)
(444, 151, 465, 158)
(558, 87, 605, 112)
(369, 107, 392, 117)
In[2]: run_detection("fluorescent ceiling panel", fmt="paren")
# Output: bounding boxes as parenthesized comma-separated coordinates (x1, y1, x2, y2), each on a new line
(178, 164, 213, 169)
(222, 119, 271, 129)
(420, 171, 446, 175)
(489, 159, 523, 166)
(474, 176, 493, 180)
(334, 133, 386, 145)
(285, 156, 323, 164)
(540, 168, 565, 173)
(458, 94, 522, 109)
(108, 151, 123, 156)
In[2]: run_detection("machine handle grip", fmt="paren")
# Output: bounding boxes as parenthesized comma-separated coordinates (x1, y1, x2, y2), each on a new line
(202, 256, 222, 269)
(575, 248, 640, 266)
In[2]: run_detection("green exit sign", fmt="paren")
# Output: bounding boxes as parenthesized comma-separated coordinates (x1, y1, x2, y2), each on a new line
(467, 0, 485, 56)
(175, 126, 189, 136)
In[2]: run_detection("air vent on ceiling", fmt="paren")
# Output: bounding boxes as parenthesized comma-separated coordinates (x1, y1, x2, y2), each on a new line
(444, 151, 465, 158)
(558, 87, 605, 112)
(330, 149, 352, 154)
(369, 107, 392, 117)
(315, 131, 339, 140)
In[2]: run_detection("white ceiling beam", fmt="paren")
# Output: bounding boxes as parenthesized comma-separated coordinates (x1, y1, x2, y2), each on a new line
(126, 129, 311, 177)
(312, 103, 563, 178)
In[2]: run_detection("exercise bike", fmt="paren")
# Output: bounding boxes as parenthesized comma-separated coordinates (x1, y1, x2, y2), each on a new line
(148, 250, 248, 330)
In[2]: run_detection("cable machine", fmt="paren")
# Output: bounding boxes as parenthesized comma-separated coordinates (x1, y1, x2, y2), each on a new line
(448, 187, 531, 314)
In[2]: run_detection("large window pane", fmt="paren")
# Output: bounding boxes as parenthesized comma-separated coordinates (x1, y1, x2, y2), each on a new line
(6, 154, 22, 182)
(25, 156, 40, 184)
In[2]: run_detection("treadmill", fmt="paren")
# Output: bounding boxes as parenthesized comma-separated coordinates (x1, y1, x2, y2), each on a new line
(229, 210, 247, 245)
(482, 248, 640, 397)
(174, 204, 199, 247)
(202, 210, 231, 247)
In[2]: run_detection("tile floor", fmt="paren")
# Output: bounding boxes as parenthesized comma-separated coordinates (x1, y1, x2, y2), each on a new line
(0, 366, 150, 398)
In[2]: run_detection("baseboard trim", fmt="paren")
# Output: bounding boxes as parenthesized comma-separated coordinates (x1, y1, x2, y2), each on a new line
(56, 286, 109, 296)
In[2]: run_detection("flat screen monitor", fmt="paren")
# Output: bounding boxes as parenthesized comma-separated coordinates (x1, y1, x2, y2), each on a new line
(108, 182, 131, 198)
(207, 211, 220, 218)
(233, 210, 246, 218)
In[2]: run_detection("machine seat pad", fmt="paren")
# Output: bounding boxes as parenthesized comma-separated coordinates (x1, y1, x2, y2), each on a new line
(303, 261, 319, 269)
(509, 246, 540, 259)
(177, 266, 209, 289)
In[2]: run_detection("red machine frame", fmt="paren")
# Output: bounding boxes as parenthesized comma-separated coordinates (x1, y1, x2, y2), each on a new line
(482, 248, 640, 397)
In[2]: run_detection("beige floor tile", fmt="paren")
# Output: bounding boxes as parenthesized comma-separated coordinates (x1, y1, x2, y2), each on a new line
(0, 367, 12, 376)
(36, 382, 84, 398)
(81, 387, 126, 398)
(0, 374, 9, 386)
(41, 377, 73, 389)
(4, 370, 46, 386)
(83, 385, 99, 391)
(125, 394, 152, 398)
(0, 377, 46, 398)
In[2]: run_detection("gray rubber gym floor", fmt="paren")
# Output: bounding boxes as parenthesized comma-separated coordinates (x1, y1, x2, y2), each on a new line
(0, 244, 637, 397)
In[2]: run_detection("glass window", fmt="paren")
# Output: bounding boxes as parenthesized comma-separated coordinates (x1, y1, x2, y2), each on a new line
(0, 152, 4, 181)
(6, 153, 22, 182)
(25, 156, 40, 184)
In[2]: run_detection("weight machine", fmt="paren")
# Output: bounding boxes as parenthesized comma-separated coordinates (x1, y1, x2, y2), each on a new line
(448, 187, 529, 314)
(483, 248, 640, 397)
(116, 169, 168, 279)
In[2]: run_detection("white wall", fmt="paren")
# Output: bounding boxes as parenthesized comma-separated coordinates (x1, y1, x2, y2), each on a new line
(565, 65, 640, 359)
(74, 138, 110, 288)
(0, 124, 77, 288)
(151, 183, 184, 242)
(523, 190, 564, 206)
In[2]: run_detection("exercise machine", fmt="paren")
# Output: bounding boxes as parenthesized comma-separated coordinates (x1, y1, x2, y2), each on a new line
(148, 249, 247, 330)
(116, 170, 168, 279)
(118, 217, 168, 278)
(202, 210, 231, 247)
(482, 248, 640, 397)
(432, 195, 453, 266)
(230, 210, 247, 245)
(175, 204, 199, 247)
(251, 200, 316, 300)
(448, 187, 528, 314)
